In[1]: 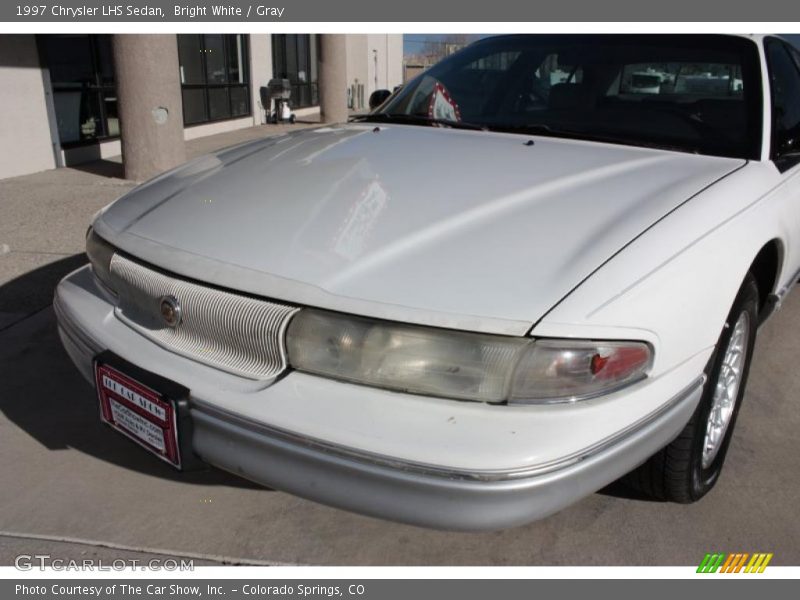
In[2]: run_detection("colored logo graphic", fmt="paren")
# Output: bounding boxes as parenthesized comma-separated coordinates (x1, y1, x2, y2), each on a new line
(697, 553, 773, 573)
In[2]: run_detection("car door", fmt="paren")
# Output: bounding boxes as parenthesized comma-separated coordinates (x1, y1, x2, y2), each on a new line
(764, 37, 800, 294)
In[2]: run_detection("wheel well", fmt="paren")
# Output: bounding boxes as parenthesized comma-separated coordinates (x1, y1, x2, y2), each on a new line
(749, 240, 782, 318)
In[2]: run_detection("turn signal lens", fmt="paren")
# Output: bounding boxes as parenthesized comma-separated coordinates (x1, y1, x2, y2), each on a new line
(509, 339, 652, 404)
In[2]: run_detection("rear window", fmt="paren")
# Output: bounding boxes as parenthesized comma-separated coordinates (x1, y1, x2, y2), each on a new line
(619, 63, 744, 96)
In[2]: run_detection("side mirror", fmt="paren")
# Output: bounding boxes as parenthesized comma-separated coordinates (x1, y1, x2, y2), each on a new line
(369, 89, 392, 110)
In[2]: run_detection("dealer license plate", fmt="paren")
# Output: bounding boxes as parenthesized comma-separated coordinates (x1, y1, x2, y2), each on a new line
(94, 359, 183, 469)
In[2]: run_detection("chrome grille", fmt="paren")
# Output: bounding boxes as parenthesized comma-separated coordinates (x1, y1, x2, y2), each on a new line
(108, 254, 299, 380)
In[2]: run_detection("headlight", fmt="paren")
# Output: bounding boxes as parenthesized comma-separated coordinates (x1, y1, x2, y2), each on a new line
(287, 309, 528, 402)
(286, 309, 652, 404)
(85, 228, 117, 293)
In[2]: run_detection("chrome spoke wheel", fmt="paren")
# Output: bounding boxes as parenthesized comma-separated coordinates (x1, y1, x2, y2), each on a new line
(702, 311, 750, 469)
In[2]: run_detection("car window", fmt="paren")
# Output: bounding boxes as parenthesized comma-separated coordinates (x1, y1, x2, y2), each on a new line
(766, 39, 800, 169)
(617, 63, 744, 96)
(535, 53, 584, 89)
(378, 35, 763, 160)
(789, 44, 800, 72)
(432, 49, 522, 119)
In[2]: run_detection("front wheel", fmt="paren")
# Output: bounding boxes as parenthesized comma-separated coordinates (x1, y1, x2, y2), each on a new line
(625, 273, 759, 502)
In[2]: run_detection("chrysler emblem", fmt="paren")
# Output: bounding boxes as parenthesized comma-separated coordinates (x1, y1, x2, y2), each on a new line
(159, 295, 182, 328)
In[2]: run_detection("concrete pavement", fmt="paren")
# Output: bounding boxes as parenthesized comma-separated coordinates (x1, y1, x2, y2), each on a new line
(1, 124, 798, 565)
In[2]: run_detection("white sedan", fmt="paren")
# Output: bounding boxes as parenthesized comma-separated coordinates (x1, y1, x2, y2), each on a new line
(55, 34, 800, 529)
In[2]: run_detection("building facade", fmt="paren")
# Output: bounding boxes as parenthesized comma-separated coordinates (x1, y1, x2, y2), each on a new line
(0, 33, 403, 180)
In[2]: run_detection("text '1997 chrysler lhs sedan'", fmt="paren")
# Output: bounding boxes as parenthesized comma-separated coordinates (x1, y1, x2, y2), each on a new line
(55, 34, 800, 529)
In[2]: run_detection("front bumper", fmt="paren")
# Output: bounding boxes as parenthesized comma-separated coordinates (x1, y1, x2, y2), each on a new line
(189, 384, 700, 530)
(55, 265, 705, 530)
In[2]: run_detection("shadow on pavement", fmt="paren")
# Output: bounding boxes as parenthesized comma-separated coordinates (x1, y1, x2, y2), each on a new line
(597, 480, 664, 502)
(0, 254, 260, 489)
(0, 253, 88, 329)
(67, 160, 126, 180)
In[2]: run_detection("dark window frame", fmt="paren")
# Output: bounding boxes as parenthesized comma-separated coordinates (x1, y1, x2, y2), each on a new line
(765, 36, 800, 172)
(272, 34, 319, 109)
(38, 34, 119, 148)
(178, 34, 252, 127)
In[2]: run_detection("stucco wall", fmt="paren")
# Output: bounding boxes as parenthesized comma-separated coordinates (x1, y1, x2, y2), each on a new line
(367, 34, 403, 92)
(346, 34, 403, 110)
(0, 35, 57, 179)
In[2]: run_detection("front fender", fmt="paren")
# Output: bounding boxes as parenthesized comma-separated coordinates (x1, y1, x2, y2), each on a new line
(533, 160, 795, 379)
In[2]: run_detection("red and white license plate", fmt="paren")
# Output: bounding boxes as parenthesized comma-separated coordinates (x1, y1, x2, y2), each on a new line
(95, 362, 182, 468)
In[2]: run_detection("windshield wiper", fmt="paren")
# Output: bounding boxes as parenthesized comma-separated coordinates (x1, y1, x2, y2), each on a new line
(349, 113, 487, 131)
(351, 116, 701, 153)
(487, 123, 699, 154)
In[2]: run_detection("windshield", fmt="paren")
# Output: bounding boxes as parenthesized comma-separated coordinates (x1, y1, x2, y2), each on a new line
(373, 35, 763, 159)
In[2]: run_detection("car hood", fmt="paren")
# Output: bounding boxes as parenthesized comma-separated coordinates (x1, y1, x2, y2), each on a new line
(95, 124, 744, 335)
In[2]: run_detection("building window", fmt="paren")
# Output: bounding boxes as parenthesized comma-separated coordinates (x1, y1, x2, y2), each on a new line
(39, 34, 118, 146)
(272, 34, 319, 108)
(178, 34, 251, 126)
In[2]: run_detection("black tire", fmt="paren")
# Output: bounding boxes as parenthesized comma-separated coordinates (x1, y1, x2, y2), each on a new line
(624, 272, 759, 502)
